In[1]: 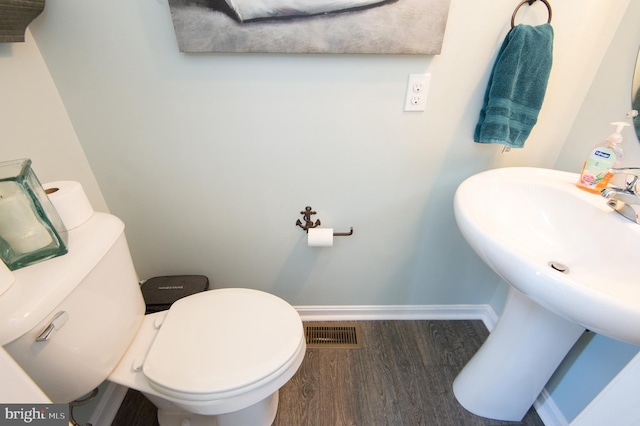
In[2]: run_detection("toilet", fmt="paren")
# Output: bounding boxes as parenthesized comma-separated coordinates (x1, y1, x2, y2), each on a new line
(0, 211, 306, 426)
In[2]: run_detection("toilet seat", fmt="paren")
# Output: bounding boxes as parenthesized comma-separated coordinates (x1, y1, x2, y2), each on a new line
(142, 288, 304, 402)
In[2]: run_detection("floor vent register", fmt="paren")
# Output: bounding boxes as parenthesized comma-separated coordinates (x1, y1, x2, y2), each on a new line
(304, 322, 362, 349)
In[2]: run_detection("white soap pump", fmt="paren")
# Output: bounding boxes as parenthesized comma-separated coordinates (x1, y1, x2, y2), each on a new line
(577, 121, 629, 194)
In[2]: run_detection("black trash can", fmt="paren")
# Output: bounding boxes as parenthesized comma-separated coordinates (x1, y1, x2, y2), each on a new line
(140, 275, 210, 314)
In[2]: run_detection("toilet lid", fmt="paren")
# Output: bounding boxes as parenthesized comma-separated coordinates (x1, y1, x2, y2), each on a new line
(142, 288, 303, 399)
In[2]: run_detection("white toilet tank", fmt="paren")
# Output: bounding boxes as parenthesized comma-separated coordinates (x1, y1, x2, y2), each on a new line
(0, 212, 145, 403)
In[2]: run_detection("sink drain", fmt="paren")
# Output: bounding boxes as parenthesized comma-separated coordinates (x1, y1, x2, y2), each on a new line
(549, 261, 569, 273)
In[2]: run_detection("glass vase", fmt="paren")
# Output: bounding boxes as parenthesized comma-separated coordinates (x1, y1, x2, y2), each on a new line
(0, 159, 68, 270)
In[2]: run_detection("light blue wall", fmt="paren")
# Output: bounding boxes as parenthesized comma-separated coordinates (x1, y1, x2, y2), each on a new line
(547, 333, 638, 422)
(28, 0, 625, 308)
(30, 0, 511, 307)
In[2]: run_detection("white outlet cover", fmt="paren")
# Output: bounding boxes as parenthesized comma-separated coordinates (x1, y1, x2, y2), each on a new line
(404, 73, 431, 112)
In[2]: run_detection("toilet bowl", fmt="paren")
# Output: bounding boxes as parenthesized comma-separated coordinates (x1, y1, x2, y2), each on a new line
(110, 288, 306, 426)
(0, 212, 306, 426)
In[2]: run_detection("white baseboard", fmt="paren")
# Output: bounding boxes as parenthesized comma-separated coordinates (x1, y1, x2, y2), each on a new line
(295, 303, 500, 331)
(89, 304, 565, 426)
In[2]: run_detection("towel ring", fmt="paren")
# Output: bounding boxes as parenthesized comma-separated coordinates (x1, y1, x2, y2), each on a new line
(511, 0, 552, 29)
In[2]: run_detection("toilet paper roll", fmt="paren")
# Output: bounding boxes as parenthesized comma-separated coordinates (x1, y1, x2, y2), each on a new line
(43, 181, 94, 231)
(308, 228, 333, 247)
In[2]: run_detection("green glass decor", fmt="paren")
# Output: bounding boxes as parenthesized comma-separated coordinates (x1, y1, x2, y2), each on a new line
(0, 159, 67, 270)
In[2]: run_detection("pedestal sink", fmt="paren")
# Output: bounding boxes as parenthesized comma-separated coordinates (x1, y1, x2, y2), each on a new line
(452, 167, 640, 421)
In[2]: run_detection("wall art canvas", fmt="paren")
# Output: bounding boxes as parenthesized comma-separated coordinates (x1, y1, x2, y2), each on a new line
(168, 0, 451, 54)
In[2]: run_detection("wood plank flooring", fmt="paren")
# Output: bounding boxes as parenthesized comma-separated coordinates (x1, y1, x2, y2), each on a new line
(112, 320, 544, 426)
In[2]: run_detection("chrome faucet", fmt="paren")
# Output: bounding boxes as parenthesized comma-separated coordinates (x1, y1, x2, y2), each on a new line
(601, 167, 640, 223)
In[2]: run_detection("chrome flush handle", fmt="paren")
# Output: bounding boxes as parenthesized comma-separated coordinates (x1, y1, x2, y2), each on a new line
(36, 311, 69, 342)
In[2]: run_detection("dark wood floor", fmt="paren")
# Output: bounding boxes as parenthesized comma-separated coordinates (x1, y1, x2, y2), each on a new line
(112, 320, 544, 426)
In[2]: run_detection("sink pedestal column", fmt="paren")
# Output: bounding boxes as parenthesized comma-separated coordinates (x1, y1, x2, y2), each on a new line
(453, 287, 585, 421)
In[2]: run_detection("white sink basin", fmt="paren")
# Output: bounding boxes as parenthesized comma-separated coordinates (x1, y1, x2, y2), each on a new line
(454, 166, 640, 345)
(451, 167, 640, 422)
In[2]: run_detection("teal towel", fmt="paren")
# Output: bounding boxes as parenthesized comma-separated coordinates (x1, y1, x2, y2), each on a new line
(474, 24, 554, 149)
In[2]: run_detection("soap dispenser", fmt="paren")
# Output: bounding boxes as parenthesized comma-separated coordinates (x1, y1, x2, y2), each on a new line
(577, 121, 629, 194)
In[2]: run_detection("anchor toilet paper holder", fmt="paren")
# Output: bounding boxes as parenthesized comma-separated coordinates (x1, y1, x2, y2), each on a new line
(295, 206, 353, 236)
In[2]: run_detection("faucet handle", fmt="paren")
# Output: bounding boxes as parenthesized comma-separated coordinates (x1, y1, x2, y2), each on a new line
(609, 168, 640, 193)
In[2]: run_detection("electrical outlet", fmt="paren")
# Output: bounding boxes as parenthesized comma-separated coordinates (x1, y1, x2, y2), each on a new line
(404, 73, 431, 112)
